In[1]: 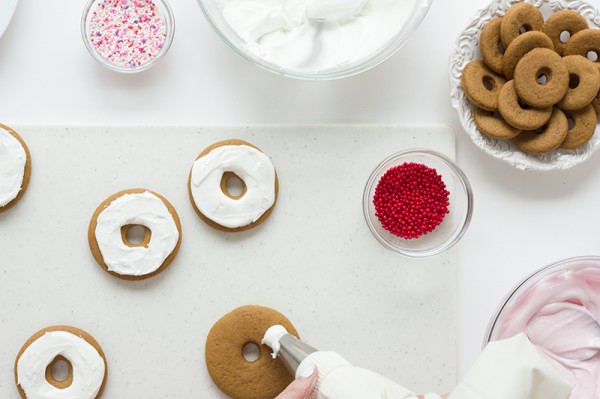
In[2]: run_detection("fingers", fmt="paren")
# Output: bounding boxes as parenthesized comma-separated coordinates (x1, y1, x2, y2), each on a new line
(275, 369, 318, 399)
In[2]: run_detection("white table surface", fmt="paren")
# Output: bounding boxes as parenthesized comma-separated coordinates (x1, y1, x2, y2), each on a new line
(1, 0, 600, 387)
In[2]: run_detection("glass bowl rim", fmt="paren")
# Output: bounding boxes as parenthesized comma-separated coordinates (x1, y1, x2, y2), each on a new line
(483, 255, 600, 348)
(81, 0, 176, 74)
(196, 0, 434, 80)
(363, 148, 474, 258)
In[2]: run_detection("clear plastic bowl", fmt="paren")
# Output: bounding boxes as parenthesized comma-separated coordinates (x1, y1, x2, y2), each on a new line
(363, 149, 473, 257)
(197, 0, 433, 80)
(484, 256, 600, 346)
(81, 0, 175, 73)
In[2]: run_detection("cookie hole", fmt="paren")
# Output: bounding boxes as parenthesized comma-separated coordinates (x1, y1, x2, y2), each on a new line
(45, 356, 73, 389)
(498, 40, 506, 54)
(518, 98, 532, 110)
(588, 51, 599, 62)
(519, 25, 531, 34)
(121, 224, 152, 248)
(493, 110, 509, 123)
(536, 68, 551, 85)
(534, 125, 547, 134)
(568, 118, 575, 130)
(482, 75, 496, 91)
(560, 31, 571, 43)
(569, 74, 580, 89)
(221, 172, 247, 200)
(243, 343, 261, 363)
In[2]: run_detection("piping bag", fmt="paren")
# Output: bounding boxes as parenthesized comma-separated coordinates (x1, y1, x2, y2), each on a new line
(263, 326, 573, 399)
(262, 325, 427, 399)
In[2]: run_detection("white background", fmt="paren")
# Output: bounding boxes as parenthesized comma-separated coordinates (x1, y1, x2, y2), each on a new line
(1, 0, 600, 385)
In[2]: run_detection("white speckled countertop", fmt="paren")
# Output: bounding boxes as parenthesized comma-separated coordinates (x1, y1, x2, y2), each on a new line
(0, 125, 455, 397)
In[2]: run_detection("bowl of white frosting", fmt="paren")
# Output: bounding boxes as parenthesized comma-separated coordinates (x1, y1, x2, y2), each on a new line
(486, 256, 600, 399)
(197, 0, 433, 79)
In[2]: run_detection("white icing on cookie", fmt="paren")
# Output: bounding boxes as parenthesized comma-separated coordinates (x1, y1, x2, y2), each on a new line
(95, 191, 179, 276)
(190, 145, 276, 229)
(0, 127, 27, 207)
(16, 331, 105, 399)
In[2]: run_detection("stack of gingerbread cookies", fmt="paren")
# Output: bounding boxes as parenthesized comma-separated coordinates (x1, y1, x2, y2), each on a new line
(462, 3, 600, 154)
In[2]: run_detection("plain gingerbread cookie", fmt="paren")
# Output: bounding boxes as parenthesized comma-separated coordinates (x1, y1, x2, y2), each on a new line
(461, 60, 506, 111)
(561, 105, 597, 149)
(513, 107, 568, 154)
(205, 305, 299, 399)
(473, 107, 521, 139)
(498, 80, 553, 130)
(513, 48, 569, 108)
(558, 55, 600, 111)
(501, 2, 544, 48)
(480, 18, 505, 74)
(541, 10, 589, 56)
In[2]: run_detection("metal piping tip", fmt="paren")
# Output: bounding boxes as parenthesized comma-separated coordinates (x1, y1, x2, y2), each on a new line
(278, 334, 318, 376)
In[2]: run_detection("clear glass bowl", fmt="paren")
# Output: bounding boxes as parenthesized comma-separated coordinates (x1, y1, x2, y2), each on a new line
(484, 256, 600, 346)
(363, 149, 473, 257)
(197, 0, 433, 80)
(81, 0, 175, 74)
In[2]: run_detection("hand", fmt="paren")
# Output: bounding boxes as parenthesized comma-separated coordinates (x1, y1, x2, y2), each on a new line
(275, 369, 318, 399)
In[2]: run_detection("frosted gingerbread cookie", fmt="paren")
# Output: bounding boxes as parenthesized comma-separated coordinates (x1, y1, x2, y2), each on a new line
(88, 189, 182, 280)
(188, 140, 279, 232)
(0, 124, 31, 213)
(15, 326, 108, 399)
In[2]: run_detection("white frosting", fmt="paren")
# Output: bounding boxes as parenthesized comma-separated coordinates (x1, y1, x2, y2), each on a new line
(190, 145, 276, 229)
(262, 325, 289, 358)
(95, 191, 179, 276)
(220, 0, 421, 71)
(306, 0, 368, 20)
(0, 127, 27, 207)
(16, 331, 106, 399)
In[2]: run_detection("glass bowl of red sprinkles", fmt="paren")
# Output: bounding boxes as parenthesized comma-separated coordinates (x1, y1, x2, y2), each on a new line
(81, 0, 175, 73)
(363, 149, 473, 257)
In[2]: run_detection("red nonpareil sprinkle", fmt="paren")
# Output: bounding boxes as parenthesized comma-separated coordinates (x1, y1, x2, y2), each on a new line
(373, 162, 450, 240)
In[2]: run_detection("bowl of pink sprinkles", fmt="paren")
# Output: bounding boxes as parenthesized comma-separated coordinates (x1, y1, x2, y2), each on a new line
(82, 0, 175, 73)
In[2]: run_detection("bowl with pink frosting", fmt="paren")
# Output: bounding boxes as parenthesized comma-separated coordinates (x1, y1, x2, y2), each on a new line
(485, 256, 600, 399)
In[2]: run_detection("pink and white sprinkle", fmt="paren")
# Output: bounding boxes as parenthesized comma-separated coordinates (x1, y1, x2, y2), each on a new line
(89, 0, 167, 69)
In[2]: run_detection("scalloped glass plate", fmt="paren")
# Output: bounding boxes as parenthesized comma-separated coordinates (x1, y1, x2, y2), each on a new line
(449, 0, 600, 171)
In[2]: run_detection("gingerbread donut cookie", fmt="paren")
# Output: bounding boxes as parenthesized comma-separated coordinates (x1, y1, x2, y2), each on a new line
(514, 48, 569, 108)
(542, 10, 589, 56)
(473, 107, 521, 139)
(564, 29, 600, 63)
(558, 55, 600, 110)
(461, 60, 506, 111)
(480, 18, 505, 74)
(188, 140, 279, 232)
(593, 64, 600, 118)
(88, 189, 182, 280)
(206, 305, 299, 399)
(15, 326, 107, 399)
(513, 107, 568, 154)
(561, 105, 597, 149)
(593, 87, 600, 119)
(498, 80, 553, 130)
(501, 2, 544, 48)
(502, 31, 554, 80)
(0, 124, 31, 214)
